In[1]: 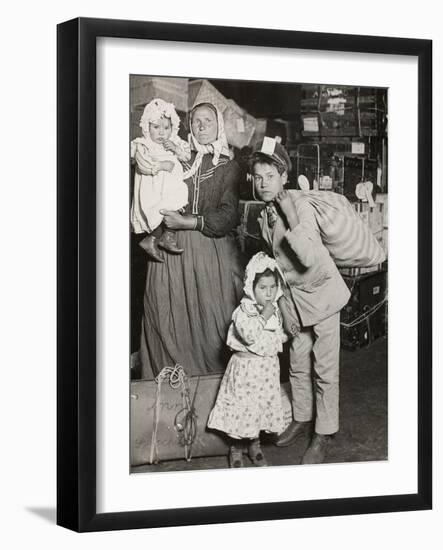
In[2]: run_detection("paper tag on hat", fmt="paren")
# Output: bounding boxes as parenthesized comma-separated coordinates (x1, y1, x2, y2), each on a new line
(261, 137, 277, 155)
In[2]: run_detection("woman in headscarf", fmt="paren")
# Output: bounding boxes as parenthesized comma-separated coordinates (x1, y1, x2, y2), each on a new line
(138, 102, 244, 378)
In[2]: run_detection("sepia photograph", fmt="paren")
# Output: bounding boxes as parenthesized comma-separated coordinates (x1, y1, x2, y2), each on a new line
(129, 75, 389, 474)
(54, 14, 433, 533)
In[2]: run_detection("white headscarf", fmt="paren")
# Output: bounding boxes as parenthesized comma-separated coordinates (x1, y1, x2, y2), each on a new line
(184, 103, 230, 179)
(242, 252, 284, 305)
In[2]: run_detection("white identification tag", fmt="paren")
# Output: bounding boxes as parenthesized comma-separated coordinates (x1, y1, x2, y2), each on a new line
(261, 136, 276, 155)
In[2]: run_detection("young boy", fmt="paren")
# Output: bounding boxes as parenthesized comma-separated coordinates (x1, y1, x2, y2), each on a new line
(250, 138, 350, 464)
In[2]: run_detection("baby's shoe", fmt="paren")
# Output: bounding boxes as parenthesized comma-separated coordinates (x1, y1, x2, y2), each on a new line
(158, 230, 184, 254)
(139, 235, 164, 262)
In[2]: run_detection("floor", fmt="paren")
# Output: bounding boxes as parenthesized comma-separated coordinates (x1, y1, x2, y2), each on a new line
(131, 335, 387, 473)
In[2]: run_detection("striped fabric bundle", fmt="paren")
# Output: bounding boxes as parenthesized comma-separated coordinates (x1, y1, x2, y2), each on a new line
(296, 191, 386, 267)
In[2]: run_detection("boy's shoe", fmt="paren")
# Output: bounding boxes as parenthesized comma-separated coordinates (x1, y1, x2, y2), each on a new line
(138, 235, 164, 262)
(248, 438, 267, 467)
(157, 230, 184, 254)
(274, 420, 310, 447)
(301, 434, 333, 464)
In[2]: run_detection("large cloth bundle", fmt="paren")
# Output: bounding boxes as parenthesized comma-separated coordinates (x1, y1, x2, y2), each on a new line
(223, 99, 257, 149)
(188, 79, 228, 114)
(293, 190, 386, 267)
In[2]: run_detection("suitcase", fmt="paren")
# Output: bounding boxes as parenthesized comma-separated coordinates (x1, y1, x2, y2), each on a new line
(131, 369, 292, 466)
(340, 270, 387, 350)
(131, 372, 227, 466)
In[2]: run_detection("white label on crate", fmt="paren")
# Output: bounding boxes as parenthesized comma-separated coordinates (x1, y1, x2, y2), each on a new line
(303, 117, 319, 132)
(236, 117, 245, 133)
(326, 96, 346, 115)
(352, 142, 365, 154)
(261, 136, 276, 155)
(373, 286, 380, 295)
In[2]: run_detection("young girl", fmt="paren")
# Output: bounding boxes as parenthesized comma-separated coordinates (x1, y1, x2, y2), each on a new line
(131, 98, 191, 262)
(208, 252, 288, 468)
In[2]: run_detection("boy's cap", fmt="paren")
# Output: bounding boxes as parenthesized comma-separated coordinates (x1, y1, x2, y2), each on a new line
(251, 137, 292, 172)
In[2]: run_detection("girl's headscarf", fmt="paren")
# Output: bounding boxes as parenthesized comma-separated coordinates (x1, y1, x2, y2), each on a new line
(242, 252, 284, 305)
(184, 102, 230, 179)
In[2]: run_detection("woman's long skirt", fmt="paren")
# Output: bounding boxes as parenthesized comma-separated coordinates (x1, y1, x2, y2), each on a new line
(139, 230, 244, 379)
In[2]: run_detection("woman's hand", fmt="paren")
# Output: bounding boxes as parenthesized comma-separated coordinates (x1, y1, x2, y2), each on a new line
(160, 210, 196, 230)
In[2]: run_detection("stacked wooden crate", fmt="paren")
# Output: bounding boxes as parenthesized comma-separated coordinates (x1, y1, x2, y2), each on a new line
(300, 85, 385, 138)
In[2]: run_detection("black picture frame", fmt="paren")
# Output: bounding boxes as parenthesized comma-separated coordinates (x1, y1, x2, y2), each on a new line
(57, 17, 432, 532)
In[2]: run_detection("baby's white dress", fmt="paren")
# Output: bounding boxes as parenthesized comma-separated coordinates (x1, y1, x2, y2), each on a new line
(130, 136, 189, 233)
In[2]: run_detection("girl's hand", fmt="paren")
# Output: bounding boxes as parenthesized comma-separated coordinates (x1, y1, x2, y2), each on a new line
(261, 301, 276, 321)
(160, 210, 195, 230)
(163, 140, 177, 154)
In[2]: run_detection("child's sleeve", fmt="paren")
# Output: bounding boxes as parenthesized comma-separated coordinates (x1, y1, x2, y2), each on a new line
(284, 199, 322, 268)
(233, 305, 267, 346)
(277, 323, 289, 344)
(275, 309, 289, 344)
(132, 141, 158, 175)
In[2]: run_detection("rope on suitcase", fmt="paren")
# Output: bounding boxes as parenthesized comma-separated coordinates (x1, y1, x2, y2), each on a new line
(340, 295, 387, 329)
(149, 365, 199, 464)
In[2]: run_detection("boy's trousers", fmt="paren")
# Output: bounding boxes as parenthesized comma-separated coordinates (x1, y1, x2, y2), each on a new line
(289, 311, 340, 434)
